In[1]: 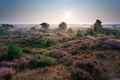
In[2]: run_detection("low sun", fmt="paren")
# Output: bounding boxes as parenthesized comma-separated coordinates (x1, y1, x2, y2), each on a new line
(65, 12, 72, 19)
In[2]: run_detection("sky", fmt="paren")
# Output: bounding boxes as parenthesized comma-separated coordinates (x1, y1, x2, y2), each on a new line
(0, 0, 120, 24)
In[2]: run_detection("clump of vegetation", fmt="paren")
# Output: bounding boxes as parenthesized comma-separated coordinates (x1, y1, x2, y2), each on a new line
(67, 28, 73, 33)
(23, 48, 41, 55)
(93, 19, 103, 31)
(40, 38, 55, 48)
(28, 38, 55, 48)
(49, 49, 69, 59)
(0, 67, 15, 80)
(85, 29, 96, 36)
(59, 22, 67, 30)
(0, 24, 14, 30)
(40, 22, 50, 29)
(76, 29, 83, 37)
(0, 61, 10, 67)
(71, 59, 110, 80)
(4, 43, 24, 61)
(29, 53, 56, 68)
(30, 27, 37, 31)
(98, 29, 120, 36)
(6, 43, 24, 60)
(39, 55, 56, 67)
(0, 29, 10, 36)
(69, 44, 89, 55)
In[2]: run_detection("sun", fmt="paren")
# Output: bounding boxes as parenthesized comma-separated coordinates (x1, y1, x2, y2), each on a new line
(65, 12, 72, 19)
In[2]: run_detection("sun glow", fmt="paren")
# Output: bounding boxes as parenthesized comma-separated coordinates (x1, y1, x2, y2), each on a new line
(64, 11, 72, 19)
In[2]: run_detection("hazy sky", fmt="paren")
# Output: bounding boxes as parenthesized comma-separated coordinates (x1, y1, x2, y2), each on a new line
(0, 0, 120, 24)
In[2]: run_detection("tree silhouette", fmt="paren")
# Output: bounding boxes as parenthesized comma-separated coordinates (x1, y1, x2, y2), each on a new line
(59, 22, 67, 30)
(93, 20, 103, 31)
(40, 22, 50, 29)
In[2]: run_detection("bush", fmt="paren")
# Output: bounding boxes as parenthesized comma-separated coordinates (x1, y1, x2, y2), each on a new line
(49, 49, 69, 59)
(72, 59, 110, 80)
(85, 29, 96, 36)
(29, 55, 56, 68)
(40, 38, 55, 48)
(0, 29, 11, 36)
(67, 28, 73, 33)
(6, 43, 24, 60)
(40, 22, 50, 29)
(59, 22, 67, 30)
(0, 67, 15, 80)
(76, 29, 83, 37)
(39, 55, 56, 67)
(98, 29, 120, 36)
(28, 38, 54, 48)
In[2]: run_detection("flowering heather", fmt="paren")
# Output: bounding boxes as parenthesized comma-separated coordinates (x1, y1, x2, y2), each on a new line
(72, 68, 93, 80)
(72, 59, 110, 80)
(0, 61, 9, 67)
(103, 39, 120, 49)
(49, 49, 70, 58)
(0, 67, 15, 80)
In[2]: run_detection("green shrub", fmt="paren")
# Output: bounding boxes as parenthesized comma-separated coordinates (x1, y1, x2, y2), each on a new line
(76, 30, 83, 37)
(85, 29, 96, 36)
(28, 38, 54, 48)
(23, 48, 39, 55)
(40, 38, 54, 48)
(29, 55, 56, 68)
(39, 55, 56, 67)
(40, 49, 48, 55)
(98, 29, 120, 36)
(0, 29, 11, 36)
(6, 43, 24, 60)
(71, 34, 77, 40)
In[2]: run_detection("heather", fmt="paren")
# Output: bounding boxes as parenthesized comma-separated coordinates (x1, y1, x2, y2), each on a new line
(0, 23, 120, 80)
(0, 67, 15, 80)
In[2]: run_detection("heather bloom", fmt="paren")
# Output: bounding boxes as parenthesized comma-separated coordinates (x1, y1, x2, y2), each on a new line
(0, 61, 9, 67)
(0, 67, 15, 80)
(97, 37, 120, 49)
(49, 49, 70, 58)
(72, 59, 110, 80)
(72, 68, 93, 80)
(80, 39, 90, 44)
(103, 39, 120, 49)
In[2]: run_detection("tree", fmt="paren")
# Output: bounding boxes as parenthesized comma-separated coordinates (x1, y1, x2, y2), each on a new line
(59, 22, 67, 30)
(0, 24, 14, 30)
(40, 22, 50, 29)
(93, 20, 103, 31)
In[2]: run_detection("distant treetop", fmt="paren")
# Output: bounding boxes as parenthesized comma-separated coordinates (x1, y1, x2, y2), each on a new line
(96, 20, 102, 24)
(0, 24, 14, 29)
(40, 22, 50, 29)
(93, 19, 103, 31)
(59, 22, 67, 30)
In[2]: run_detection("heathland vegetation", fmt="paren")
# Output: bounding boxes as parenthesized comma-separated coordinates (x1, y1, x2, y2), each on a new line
(0, 21, 120, 80)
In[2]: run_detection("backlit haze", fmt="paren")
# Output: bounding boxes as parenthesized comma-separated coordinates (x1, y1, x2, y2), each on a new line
(0, 0, 120, 24)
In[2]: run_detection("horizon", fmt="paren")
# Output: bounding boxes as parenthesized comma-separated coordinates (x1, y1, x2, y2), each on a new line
(0, 0, 120, 24)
